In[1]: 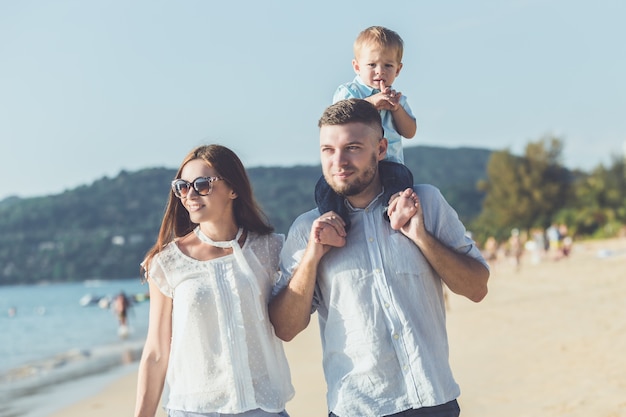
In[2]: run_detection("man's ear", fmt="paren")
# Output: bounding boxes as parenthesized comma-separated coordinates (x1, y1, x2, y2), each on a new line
(377, 138, 388, 161)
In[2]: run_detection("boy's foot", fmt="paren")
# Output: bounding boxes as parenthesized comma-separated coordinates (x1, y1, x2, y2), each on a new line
(316, 224, 346, 247)
(314, 213, 347, 247)
(388, 188, 418, 230)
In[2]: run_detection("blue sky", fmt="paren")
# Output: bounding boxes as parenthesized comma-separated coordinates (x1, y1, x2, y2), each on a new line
(1, 0, 624, 199)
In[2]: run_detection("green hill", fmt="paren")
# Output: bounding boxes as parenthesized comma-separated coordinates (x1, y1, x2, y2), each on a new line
(0, 145, 491, 285)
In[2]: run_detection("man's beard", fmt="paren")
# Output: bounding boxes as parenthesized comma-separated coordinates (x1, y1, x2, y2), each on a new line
(326, 154, 378, 197)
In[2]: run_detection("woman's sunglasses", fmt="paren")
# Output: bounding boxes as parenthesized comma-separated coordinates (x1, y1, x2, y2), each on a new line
(171, 176, 223, 198)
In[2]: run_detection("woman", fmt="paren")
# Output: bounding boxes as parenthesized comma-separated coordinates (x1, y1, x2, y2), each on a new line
(135, 145, 294, 417)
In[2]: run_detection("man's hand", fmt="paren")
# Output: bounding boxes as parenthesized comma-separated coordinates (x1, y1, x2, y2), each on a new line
(312, 211, 347, 248)
(386, 188, 419, 230)
(397, 192, 429, 245)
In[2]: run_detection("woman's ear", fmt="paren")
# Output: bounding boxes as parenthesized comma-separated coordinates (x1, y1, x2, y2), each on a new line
(230, 191, 238, 199)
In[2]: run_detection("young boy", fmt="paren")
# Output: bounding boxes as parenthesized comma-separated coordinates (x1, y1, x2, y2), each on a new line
(315, 26, 418, 230)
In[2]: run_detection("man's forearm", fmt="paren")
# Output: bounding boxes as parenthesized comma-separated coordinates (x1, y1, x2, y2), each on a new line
(413, 231, 489, 302)
(269, 246, 322, 341)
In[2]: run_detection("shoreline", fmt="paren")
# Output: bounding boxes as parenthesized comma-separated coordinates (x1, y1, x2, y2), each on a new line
(40, 237, 626, 417)
(0, 339, 145, 417)
(7, 363, 139, 417)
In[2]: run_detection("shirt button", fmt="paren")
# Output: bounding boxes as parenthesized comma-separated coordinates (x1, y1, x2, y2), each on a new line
(368, 237, 374, 242)
(393, 334, 399, 340)
(384, 303, 390, 308)
(374, 268, 381, 274)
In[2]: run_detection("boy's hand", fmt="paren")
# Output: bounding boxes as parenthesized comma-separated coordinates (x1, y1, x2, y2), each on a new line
(376, 80, 402, 111)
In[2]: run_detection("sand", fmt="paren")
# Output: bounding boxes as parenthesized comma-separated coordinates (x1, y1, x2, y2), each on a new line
(48, 237, 626, 417)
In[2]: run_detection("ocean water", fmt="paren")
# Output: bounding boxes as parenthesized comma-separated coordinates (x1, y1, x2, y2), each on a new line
(0, 279, 151, 417)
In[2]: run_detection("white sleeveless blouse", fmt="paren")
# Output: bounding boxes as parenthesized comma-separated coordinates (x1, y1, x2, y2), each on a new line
(148, 232, 294, 414)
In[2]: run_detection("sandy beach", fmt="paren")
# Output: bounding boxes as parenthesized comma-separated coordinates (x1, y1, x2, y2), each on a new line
(48, 237, 626, 417)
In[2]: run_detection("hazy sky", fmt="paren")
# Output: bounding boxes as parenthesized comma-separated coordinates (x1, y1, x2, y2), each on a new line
(1, 0, 625, 200)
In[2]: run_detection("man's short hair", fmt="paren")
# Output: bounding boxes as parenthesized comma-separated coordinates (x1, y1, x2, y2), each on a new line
(318, 99, 384, 137)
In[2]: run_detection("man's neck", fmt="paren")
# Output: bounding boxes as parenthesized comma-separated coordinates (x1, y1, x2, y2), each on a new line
(345, 177, 383, 209)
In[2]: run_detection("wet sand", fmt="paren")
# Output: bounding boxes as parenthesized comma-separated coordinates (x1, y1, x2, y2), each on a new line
(49, 237, 626, 417)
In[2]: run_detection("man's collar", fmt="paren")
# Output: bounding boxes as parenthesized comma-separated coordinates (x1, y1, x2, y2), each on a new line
(344, 187, 386, 212)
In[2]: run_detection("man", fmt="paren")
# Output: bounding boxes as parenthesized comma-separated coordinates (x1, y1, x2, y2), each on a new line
(270, 99, 489, 417)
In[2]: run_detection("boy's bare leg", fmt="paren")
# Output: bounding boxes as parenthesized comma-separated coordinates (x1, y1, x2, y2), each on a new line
(388, 188, 419, 230)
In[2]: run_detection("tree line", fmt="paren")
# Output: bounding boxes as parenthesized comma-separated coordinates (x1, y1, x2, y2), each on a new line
(0, 141, 623, 285)
(471, 136, 626, 245)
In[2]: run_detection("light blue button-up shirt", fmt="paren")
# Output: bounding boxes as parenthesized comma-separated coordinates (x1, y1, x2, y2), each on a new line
(277, 185, 487, 417)
(333, 76, 416, 164)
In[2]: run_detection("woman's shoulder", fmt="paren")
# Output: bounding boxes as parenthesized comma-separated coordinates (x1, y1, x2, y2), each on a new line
(152, 239, 185, 266)
(155, 239, 178, 255)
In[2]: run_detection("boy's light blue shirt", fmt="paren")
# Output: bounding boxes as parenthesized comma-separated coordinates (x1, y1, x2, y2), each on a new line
(276, 184, 488, 417)
(333, 75, 416, 164)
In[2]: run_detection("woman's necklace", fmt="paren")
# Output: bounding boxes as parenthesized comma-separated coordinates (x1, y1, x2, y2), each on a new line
(194, 226, 243, 249)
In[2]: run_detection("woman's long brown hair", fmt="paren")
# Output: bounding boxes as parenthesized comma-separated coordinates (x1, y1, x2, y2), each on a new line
(141, 144, 273, 278)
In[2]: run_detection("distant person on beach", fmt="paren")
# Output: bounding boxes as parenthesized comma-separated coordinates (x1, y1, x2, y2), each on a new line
(508, 228, 524, 270)
(559, 223, 572, 257)
(270, 99, 490, 417)
(114, 291, 131, 338)
(135, 145, 293, 417)
(316, 26, 417, 231)
(114, 291, 131, 326)
(546, 223, 561, 259)
(483, 236, 499, 264)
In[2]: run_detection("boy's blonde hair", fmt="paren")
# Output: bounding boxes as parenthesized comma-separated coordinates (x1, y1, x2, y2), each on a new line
(353, 26, 404, 63)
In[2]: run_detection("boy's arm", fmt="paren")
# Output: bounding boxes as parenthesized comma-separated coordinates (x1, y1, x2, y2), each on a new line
(379, 80, 416, 139)
(334, 81, 417, 138)
(391, 104, 417, 139)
